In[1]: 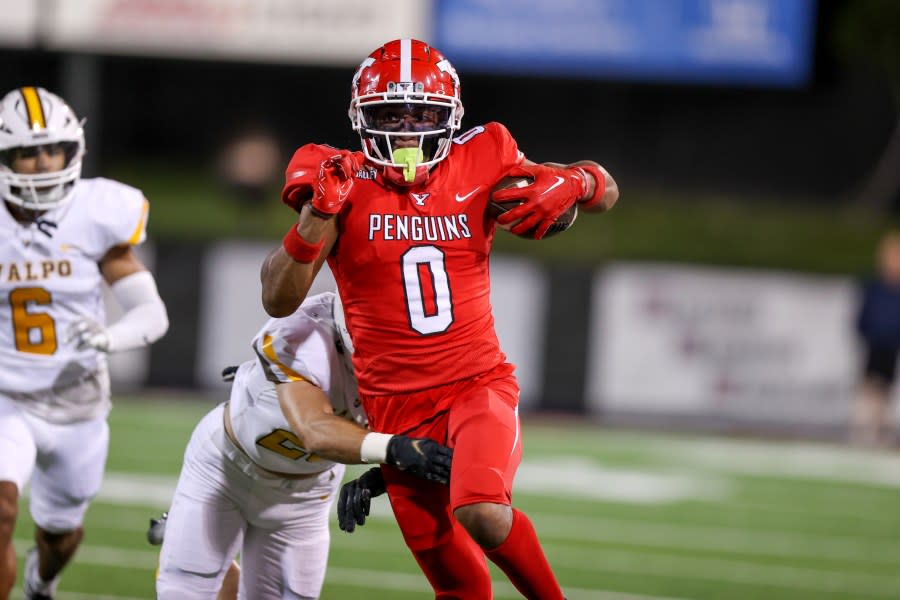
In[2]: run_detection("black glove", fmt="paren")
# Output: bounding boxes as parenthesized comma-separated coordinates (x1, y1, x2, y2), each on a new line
(338, 467, 386, 533)
(221, 365, 239, 382)
(385, 435, 453, 484)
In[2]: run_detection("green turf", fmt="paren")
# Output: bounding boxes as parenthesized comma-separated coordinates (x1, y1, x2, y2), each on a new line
(12, 397, 900, 599)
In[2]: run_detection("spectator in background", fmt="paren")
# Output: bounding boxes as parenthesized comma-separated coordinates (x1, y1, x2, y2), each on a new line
(851, 231, 900, 447)
(216, 123, 282, 231)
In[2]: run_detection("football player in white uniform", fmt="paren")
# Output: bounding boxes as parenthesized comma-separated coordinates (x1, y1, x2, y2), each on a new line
(0, 87, 169, 600)
(156, 291, 452, 600)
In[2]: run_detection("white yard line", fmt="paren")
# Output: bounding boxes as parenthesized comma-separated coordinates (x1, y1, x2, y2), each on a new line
(331, 532, 900, 596)
(357, 492, 900, 564)
(15, 536, 900, 598)
(526, 511, 900, 563)
(16, 528, 900, 598)
(27, 466, 898, 566)
(625, 436, 900, 487)
(8, 554, 685, 600)
(13, 540, 157, 569)
(539, 544, 900, 598)
(515, 458, 731, 503)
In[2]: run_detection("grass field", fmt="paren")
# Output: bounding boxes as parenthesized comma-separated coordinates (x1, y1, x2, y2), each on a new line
(11, 395, 900, 599)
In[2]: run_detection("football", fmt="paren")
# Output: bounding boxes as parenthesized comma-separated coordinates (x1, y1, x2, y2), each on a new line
(487, 176, 578, 239)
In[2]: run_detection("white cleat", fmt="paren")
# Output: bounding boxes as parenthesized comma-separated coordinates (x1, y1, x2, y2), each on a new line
(23, 546, 59, 600)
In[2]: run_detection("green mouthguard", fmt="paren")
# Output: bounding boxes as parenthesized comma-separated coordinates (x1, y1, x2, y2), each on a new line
(393, 147, 424, 183)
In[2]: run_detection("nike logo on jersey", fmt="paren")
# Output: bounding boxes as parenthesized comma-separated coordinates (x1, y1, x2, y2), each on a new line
(289, 170, 307, 179)
(455, 187, 480, 202)
(541, 176, 565, 196)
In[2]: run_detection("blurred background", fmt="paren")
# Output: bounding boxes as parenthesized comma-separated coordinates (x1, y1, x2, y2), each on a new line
(4, 1, 900, 598)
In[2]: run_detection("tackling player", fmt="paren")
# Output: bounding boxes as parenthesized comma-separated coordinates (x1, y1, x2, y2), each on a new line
(260, 39, 618, 598)
(0, 87, 169, 600)
(155, 291, 453, 600)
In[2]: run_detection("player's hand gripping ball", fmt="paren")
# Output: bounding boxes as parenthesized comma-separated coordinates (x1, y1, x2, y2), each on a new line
(489, 164, 581, 240)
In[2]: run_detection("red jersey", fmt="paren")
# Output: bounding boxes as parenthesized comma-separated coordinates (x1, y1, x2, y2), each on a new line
(285, 122, 524, 396)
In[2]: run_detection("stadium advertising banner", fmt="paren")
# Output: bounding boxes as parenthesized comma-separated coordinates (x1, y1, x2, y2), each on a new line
(433, 0, 816, 86)
(587, 264, 860, 426)
(0, 0, 38, 47)
(43, 0, 428, 63)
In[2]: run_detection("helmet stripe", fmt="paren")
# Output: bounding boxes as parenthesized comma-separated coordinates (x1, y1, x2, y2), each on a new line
(400, 39, 412, 82)
(260, 333, 306, 382)
(20, 87, 46, 131)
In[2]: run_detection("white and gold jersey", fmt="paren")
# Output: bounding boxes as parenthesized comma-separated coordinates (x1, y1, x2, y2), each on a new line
(0, 177, 148, 419)
(228, 292, 364, 476)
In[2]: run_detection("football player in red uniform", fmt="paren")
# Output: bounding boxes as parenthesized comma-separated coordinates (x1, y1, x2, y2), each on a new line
(261, 39, 618, 599)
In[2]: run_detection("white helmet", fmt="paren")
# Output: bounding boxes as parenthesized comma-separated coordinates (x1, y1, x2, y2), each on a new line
(0, 87, 85, 210)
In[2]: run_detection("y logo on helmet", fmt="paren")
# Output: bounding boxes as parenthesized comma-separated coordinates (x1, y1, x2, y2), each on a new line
(351, 57, 376, 95)
(435, 59, 460, 90)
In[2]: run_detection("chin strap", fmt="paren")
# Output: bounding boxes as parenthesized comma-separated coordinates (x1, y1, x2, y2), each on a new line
(34, 218, 58, 237)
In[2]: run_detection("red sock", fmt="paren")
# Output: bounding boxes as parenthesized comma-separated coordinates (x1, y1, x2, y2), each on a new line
(412, 534, 492, 599)
(484, 509, 564, 600)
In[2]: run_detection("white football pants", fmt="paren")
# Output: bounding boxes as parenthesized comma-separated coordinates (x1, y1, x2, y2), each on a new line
(0, 394, 109, 532)
(156, 403, 343, 600)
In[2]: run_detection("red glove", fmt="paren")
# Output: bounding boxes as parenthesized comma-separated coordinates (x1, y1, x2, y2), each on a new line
(493, 164, 587, 240)
(282, 144, 335, 213)
(310, 150, 358, 218)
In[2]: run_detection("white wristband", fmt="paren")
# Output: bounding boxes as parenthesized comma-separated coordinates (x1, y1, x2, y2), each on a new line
(360, 432, 393, 464)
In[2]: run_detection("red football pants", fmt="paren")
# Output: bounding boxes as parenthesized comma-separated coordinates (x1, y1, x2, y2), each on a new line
(368, 367, 522, 598)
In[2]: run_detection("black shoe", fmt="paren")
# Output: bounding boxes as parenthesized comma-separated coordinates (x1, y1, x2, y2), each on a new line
(147, 511, 168, 546)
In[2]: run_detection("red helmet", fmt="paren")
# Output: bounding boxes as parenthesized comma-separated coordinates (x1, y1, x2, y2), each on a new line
(348, 39, 463, 183)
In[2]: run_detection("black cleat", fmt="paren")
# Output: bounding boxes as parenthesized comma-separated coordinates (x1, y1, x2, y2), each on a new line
(147, 511, 168, 546)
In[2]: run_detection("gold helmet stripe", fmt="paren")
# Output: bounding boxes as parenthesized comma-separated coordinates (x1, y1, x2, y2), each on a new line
(261, 333, 307, 382)
(20, 87, 47, 131)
